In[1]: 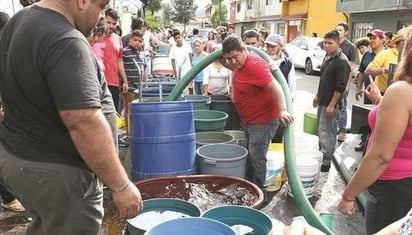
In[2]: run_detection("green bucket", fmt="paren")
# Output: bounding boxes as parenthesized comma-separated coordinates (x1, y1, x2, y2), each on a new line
(194, 110, 228, 132)
(303, 112, 318, 135)
(201, 205, 273, 234)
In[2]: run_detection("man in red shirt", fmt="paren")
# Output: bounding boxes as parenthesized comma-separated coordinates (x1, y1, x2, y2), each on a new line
(221, 36, 294, 199)
(94, 8, 129, 146)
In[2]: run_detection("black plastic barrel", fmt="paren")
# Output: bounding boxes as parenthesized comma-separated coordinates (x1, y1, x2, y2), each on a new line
(129, 101, 197, 180)
(209, 95, 242, 130)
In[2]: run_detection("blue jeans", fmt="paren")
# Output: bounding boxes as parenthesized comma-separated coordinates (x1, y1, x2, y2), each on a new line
(194, 81, 203, 95)
(337, 94, 347, 132)
(244, 119, 279, 189)
(317, 106, 339, 165)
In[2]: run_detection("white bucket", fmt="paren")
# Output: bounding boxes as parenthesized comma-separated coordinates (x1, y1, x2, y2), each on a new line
(265, 150, 285, 192)
(296, 151, 323, 178)
(287, 157, 319, 198)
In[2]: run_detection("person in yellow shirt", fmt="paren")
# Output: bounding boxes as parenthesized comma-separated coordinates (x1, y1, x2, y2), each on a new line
(365, 34, 404, 94)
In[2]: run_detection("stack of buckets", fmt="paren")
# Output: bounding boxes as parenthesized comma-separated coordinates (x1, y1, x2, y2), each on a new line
(287, 151, 322, 198)
(265, 143, 322, 198)
(265, 143, 287, 192)
(183, 95, 248, 179)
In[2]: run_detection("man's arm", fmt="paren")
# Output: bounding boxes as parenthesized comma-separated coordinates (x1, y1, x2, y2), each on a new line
(118, 59, 128, 93)
(60, 108, 142, 219)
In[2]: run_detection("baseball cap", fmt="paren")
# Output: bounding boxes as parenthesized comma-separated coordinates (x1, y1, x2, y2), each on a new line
(367, 29, 385, 39)
(265, 33, 284, 46)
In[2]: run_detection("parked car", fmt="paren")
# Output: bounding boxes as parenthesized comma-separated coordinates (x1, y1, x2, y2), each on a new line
(285, 36, 325, 75)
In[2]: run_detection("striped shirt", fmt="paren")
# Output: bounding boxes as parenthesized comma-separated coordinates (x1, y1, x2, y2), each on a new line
(122, 45, 146, 89)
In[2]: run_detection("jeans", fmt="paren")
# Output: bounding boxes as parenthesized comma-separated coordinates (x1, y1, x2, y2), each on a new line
(337, 94, 347, 132)
(365, 178, 412, 234)
(244, 119, 279, 189)
(194, 81, 203, 95)
(108, 85, 120, 113)
(317, 106, 339, 165)
(0, 141, 104, 235)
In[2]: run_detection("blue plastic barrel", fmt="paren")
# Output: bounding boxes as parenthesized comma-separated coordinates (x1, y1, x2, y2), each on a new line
(129, 101, 197, 180)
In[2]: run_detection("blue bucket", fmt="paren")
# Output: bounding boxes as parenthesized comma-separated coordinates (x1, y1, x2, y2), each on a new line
(144, 217, 236, 235)
(127, 198, 201, 235)
(201, 205, 273, 234)
(129, 101, 197, 181)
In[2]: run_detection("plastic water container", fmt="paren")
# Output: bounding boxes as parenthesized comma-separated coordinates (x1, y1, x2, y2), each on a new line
(303, 112, 318, 135)
(287, 157, 320, 198)
(195, 131, 234, 149)
(197, 144, 248, 178)
(129, 101, 197, 180)
(224, 130, 245, 147)
(194, 110, 228, 132)
(209, 95, 242, 130)
(127, 198, 201, 235)
(183, 95, 211, 110)
(145, 217, 236, 235)
(265, 150, 285, 192)
(297, 150, 323, 174)
(202, 205, 273, 235)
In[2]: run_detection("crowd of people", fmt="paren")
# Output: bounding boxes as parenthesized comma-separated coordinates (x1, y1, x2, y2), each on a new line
(1, 0, 412, 234)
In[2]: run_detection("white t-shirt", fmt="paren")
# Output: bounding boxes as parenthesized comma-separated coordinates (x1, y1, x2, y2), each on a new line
(169, 42, 192, 79)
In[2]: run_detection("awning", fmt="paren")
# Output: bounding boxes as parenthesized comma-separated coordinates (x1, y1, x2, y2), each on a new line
(281, 13, 308, 20)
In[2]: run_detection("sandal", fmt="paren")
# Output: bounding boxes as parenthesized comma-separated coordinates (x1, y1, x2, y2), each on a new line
(1, 199, 25, 212)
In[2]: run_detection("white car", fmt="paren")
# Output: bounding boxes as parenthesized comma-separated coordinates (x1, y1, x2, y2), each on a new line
(285, 36, 325, 75)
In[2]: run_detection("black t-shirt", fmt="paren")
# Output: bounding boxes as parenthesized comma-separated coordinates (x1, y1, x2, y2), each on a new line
(317, 52, 350, 107)
(0, 5, 116, 168)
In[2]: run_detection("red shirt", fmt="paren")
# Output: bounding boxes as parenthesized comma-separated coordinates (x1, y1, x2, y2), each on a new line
(232, 53, 279, 124)
(100, 33, 123, 87)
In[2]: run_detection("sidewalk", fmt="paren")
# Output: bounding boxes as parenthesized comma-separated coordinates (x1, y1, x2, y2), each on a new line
(260, 90, 365, 234)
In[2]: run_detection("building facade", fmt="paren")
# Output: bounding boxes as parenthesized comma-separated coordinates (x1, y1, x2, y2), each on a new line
(337, 0, 412, 41)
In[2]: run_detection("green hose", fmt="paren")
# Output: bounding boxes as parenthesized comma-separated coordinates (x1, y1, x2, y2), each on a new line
(333, 150, 367, 210)
(166, 46, 333, 234)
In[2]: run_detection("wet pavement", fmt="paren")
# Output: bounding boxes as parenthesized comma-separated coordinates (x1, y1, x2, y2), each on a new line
(0, 90, 366, 234)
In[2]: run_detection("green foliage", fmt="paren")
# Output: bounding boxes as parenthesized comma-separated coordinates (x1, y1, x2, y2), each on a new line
(146, 0, 162, 15)
(162, 4, 173, 28)
(144, 12, 163, 31)
(171, 0, 197, 28)
(211, 2, 227, 28)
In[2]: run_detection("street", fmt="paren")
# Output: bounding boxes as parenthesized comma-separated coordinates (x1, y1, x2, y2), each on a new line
(0, 69, 367, 234)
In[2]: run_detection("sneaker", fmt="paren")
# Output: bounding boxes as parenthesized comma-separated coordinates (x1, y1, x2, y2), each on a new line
(337, 131, 346, 142)
(354, 141, 365, 152)
(320, 164, 331, 172)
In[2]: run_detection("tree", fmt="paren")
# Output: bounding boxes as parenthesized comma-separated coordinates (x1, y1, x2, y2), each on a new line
(211, 1, 227, 28)
(145, 12, 163, 31)
(162, 4, 173, 28)
(146, 0, 162, 16)
(171, 0, 197, 33)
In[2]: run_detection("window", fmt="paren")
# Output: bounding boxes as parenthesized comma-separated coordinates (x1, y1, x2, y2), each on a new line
(266, 0, 274, 5)
(247, 0, 253, 10)
(237, 2, 241, 12)
(352, 22, 373, 41)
